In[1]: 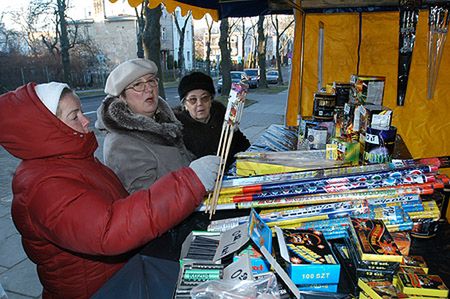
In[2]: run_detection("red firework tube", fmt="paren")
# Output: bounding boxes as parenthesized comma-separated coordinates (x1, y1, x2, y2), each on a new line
(232, 180, 441, 203)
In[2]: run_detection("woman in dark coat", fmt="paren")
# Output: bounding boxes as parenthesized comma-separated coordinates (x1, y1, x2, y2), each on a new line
(174, 72, 250, 169)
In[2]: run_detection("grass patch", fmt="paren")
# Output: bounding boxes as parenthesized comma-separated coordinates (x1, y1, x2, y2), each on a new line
(215, 95, 256, 108)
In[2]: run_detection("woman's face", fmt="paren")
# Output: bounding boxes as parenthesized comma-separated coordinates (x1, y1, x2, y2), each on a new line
(184, 89, 212, 122)
(57, 92, 90, 134)
(123, 74, 159, 117)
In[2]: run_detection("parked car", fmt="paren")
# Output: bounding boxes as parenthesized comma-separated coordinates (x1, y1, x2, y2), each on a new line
(244, 68, 259, 88)
(266, 70, 279, 84)
(217, 71, 248, 93)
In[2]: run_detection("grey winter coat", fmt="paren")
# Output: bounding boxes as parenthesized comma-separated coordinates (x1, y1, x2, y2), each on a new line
(96, 95, 194, 193)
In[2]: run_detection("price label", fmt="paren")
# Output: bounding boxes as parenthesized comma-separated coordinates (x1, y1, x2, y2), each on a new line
(224, 255, 253, 281)
(213, 223, 249, 261)
(365, 133, 380, 145)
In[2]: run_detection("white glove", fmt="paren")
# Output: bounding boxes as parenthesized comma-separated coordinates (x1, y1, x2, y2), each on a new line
(189, 155, 221, 191)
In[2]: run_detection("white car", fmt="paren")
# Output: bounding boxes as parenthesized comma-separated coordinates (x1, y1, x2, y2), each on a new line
(266, 70, 279, 84)
(217, 71, 249, 93)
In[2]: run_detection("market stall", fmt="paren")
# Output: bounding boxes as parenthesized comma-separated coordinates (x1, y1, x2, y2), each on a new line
(99, 1, 450, 298)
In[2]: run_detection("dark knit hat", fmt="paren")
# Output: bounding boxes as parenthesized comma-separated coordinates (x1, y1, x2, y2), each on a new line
(178, 72, 215, 101)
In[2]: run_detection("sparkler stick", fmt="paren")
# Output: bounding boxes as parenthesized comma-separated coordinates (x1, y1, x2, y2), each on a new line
(206, 82, 248, 217)
(427, 3, 449, 99)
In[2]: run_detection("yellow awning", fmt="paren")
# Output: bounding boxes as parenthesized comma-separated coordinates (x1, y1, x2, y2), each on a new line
(109, 0, 219, 21)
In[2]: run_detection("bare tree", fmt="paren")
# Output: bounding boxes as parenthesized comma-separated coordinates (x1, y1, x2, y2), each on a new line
(249, 18, 258, 68)
(270, 15, 294, 85)
(8, 1, 52, 56)
(219, 19, 232, 96)
(134, 5, 145, 58)
(173, 9, 192, 77)
(0, 17, 21, 53)
(257, 15, 267, 89)
(57, 0, 72, 83)
(204, 15, 214, 75)
(143, 1, 165, 98)
(32, 0, 78, 84)
(239, 18, 255, 69)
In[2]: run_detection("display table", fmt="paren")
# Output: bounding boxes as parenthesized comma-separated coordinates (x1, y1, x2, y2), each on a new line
(92, 125, 448, 298)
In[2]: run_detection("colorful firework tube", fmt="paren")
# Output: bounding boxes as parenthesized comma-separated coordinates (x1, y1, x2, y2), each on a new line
(222, 163, 395, 188)
(219, 165, 437, 197)
(231, 177, 443, 203)
(277, 217, 352, 240)
(183, 269, 221, 281)
(403, 155, 450, 169)
(259, 200, 369, 225)
(230, 187, 432, 209)
(368, 195, 424, 212)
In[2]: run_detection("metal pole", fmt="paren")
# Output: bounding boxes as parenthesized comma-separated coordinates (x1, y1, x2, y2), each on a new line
(318, 21, 324, 91)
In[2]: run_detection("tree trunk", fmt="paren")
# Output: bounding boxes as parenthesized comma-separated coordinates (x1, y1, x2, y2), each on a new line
(57, 0, 71, 84)
(205, 18, 213, 76)
(257, 15, 267, 89)
(219, 19, 232, 96)
(135, 7, 145, 58)
(143, 3, 165, 98)
(241, 18, 245, 69)
(275, 36, 284, 85)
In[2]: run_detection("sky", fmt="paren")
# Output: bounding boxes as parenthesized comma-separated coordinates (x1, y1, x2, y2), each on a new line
(0, 0, 208, 30)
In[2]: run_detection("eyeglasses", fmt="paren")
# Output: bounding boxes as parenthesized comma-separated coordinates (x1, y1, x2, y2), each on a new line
(184, 95, 212, 105)
(126, 78, 159, 92)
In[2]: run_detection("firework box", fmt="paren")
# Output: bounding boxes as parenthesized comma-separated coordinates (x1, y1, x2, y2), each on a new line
(396, 272, 449, 298)
(408, 200, 441, 238)
(297, 283, 338, 293)
(233, 244, 270, 275)
(297, 116, 335, 150)
(275, 228, 340, 285)
(350, 74, 386, 105)
(401, 256, 429, 274)
(390, 231, 411, 256)
(349, 217, 403, 263)
(344, 233, 397, 282)
(358, 277, 398, 299)
(328, 137, 360, 165)
(358, 104, 393, 133)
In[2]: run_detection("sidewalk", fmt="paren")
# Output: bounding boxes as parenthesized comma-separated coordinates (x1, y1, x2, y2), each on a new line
(0, 88, 288, 298)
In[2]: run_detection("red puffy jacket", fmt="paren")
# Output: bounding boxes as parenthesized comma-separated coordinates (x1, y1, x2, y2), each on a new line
(0, 83, 206, 298)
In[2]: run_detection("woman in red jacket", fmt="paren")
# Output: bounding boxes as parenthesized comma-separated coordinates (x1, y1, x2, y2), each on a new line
(0, 82, 219, 299)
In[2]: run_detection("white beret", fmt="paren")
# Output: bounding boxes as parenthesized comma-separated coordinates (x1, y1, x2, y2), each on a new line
(104, 58, 158, 96)
(35, 82, 70, 115)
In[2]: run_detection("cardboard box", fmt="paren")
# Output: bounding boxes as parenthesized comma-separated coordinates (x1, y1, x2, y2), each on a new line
(276, 228, 340, 285)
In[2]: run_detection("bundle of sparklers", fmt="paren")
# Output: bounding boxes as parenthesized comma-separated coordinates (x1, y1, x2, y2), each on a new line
(204, 83, 248, 218)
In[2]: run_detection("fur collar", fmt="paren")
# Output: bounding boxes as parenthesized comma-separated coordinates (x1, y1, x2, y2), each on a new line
(97, 95, 183, 143)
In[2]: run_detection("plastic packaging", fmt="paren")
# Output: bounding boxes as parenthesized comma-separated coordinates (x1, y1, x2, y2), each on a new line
(190, 272, 280, 299)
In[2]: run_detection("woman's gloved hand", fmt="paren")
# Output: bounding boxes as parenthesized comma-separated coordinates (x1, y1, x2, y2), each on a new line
(189, 155, 221, 191)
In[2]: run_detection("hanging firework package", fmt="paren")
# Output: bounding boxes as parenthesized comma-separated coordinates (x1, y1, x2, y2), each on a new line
(205, 82, 248, 218)
(397, 0, 419, 106)
(427, 2, 449, 99)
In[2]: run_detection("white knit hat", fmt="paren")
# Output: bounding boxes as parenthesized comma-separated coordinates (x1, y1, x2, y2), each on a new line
(105, 58, 158, 96)
(35, 82, 70, 115)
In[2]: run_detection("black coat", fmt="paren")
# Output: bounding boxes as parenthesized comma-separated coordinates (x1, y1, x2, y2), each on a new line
(174, 101, 250, 168)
